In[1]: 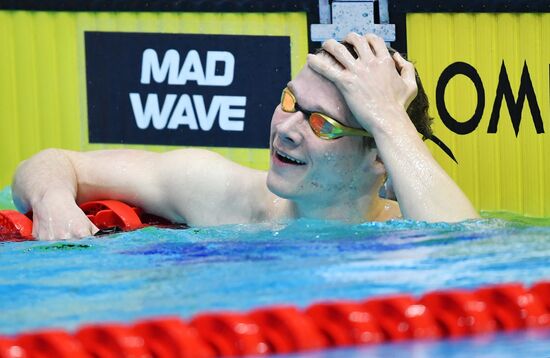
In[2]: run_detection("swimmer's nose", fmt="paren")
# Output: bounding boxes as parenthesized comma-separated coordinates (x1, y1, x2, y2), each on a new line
(277, 111, 306, 146)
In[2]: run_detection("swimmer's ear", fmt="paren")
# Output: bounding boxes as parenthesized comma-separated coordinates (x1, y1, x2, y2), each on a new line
(372, 151, 386, 176)
(364, 147, 386, 177)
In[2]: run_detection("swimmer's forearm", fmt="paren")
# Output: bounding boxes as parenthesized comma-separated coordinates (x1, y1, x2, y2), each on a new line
(12, 148, 78, 213)
(373, 108, 479, 222)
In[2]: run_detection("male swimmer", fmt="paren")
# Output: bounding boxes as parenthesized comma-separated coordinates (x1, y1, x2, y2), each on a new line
(12, 33, 479, 240)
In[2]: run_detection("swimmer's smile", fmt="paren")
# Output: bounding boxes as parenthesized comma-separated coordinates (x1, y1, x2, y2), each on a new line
(272, 148, 307, 167)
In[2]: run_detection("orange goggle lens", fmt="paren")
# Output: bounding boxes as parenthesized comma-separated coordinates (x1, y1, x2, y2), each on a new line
(281, 89, 296, 112)
(281, 89, 337, 138)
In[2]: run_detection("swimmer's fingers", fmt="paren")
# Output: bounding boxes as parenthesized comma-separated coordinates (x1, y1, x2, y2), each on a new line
(33, 220, 98, 241)
(393, 52, 418, 106)
(321, 39, 357, 70)
(365, 33, 392, 59)
(32, 205, 99, 241)
(344, 32, 374, 62)
(394, 52, 416, 86)
(307, 53, 344, 83)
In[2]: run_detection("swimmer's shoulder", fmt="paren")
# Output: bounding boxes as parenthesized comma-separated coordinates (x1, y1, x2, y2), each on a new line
(160, 149, 272, 224)
(161, 149, 293, 224)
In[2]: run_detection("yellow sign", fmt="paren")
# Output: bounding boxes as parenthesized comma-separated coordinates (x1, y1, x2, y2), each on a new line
(407, 13, 550, 216)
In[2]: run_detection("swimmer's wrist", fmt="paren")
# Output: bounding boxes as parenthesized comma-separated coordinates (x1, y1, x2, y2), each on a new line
(30, 187, 77, 212)
(367, 105, 417, 140)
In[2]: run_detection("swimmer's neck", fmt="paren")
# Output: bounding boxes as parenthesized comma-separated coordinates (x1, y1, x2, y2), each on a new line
(282, 191, 389, 223)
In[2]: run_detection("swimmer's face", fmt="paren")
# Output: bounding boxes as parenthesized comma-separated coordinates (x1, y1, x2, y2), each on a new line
(266, 63, 380, 202)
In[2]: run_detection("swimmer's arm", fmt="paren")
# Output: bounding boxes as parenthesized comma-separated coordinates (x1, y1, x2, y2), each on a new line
(153, 149, 269, 225)
(13, 148, 172, 214)
(370, 108, 479, 222)
(12, 148, 265, 239)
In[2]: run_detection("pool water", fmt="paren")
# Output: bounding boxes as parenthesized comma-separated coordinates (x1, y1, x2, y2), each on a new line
(0, 186, 549, 356)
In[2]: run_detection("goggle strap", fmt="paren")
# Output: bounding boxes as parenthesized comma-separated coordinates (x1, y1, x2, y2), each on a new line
(428, 134, 458, 164)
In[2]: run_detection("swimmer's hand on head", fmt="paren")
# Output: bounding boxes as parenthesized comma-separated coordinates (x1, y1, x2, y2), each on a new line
(307, 33, 418, 135)
(307, 33, 479, 221)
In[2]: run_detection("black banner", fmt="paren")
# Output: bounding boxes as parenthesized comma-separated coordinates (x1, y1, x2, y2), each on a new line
(85, 32, 291, 148)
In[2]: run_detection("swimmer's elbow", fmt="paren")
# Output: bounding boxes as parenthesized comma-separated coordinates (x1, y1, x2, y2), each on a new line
(12, 190, 29, 214)
(11, 163, 32, 213)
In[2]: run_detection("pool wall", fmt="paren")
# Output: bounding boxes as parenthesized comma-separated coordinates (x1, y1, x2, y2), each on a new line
(0, 0, 549, 216)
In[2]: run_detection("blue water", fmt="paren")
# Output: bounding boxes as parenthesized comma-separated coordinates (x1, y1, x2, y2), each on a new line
(0, 187, 549, 356)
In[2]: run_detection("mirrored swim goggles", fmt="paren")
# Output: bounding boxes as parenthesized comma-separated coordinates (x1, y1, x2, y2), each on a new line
(280, 87, 458, 163)
(280, 87, 372, 140)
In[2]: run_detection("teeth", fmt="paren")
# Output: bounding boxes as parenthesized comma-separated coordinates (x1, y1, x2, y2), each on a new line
(276, 150, 306, 165)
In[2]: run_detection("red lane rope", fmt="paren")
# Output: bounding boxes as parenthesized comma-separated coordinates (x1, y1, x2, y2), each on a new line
(1, 201, 549, 357)
(0, 280, 548, 357)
